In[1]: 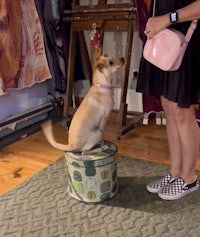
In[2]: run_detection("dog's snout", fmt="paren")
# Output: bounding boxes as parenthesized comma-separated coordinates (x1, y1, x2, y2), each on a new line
(120, 57, 125, 65)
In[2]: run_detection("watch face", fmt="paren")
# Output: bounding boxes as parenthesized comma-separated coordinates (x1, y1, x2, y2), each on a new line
(170, 12, 177, 22)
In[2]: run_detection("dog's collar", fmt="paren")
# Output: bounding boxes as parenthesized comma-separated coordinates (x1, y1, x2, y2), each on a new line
(93, 83, 113, 90)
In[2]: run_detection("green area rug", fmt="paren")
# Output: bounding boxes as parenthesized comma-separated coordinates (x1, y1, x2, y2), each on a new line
(0, 157, 200, 237)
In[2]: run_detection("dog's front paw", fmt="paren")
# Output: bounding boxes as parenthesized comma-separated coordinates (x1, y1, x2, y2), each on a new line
(101, 144, 109, 151)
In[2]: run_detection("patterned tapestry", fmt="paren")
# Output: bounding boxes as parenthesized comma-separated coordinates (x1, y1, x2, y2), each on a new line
(0, 0, 51, 96)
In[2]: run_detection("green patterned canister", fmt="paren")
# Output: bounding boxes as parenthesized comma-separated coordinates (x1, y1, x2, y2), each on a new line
(65, 141, 119, 203)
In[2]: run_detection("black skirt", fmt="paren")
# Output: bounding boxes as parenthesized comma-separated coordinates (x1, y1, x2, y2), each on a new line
(136, 0, 200, 108)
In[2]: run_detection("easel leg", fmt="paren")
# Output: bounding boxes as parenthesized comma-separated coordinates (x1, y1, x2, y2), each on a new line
(78, 31, 93, 85)
(119, 21, 134, 126)
(63, 29, 77, 119)
(117, 21, 143, 139)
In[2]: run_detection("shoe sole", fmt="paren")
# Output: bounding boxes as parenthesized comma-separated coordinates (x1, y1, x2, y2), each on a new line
(158, 185, 199, 201)
(146, 175, 176, 194)
(146, 186, 160, 193)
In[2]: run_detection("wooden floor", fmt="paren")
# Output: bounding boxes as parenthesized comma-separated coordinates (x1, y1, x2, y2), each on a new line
(1, 112, 200, 196)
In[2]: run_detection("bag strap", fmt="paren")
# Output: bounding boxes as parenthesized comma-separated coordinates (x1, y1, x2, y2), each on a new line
(185, 20, 198, 43)
(152, 0, 198, 43)
(152, 0, 156, 17)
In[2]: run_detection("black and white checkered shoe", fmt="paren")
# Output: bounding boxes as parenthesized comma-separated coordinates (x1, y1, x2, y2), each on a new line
(146, 173, 176, 193)
(158, 177, 199, 200)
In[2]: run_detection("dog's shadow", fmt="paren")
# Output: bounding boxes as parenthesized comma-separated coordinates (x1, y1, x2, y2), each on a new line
(101, 175, 200, 214)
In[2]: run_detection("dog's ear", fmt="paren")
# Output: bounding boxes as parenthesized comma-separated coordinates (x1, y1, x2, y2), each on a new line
(96, 63, 104, 72)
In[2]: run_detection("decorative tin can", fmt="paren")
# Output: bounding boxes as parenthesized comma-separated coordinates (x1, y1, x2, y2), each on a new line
(65, 141, 118, 203)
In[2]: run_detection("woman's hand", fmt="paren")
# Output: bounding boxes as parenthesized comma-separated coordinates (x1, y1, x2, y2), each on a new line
(144, 14, 171, 39)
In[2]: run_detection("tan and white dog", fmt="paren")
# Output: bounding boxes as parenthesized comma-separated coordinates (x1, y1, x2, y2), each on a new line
(41, 55, 124, 154)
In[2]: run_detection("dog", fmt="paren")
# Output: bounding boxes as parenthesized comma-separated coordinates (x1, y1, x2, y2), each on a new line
(41, 55, 124, 154)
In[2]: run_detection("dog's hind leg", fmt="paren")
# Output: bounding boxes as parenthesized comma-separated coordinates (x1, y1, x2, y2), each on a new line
(81, 130, 103, 155)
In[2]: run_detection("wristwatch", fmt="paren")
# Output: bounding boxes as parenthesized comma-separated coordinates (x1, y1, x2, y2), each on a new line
(169, 11, 178, 23)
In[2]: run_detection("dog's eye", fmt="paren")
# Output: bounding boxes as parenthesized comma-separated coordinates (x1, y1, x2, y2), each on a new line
(109, 61, 113, 66)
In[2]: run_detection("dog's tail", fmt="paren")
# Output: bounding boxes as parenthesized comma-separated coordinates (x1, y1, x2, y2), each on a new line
(41, 120, 73, 151)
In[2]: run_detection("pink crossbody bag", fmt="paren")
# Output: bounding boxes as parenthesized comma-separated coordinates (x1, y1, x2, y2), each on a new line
(143, 0, 198, 71)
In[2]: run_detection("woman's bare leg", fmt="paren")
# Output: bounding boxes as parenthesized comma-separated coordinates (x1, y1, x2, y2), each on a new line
(161, 96, 199, 183)
(172, 103, 199, 183)
(161, 96, 182, 178)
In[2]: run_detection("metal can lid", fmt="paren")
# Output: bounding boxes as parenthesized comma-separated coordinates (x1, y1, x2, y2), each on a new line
(65, 141, 118, 167)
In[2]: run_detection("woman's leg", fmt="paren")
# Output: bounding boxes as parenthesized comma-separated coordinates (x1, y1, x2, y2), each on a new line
(146, 97, 182, 194)
(161, 96, 199, 183)
(146, 96, 199, 195)
(158, 98, 199, 200)
(161, 96, 182, 178)
(171, 103, 199, 183)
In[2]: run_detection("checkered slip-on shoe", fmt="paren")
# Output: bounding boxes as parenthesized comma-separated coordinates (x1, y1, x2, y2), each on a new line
(146, 173, 176, 193)
(158, 177, 199, 200)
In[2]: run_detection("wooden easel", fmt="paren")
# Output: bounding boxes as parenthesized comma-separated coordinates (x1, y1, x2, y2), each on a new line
(63, 0, 143, 139)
